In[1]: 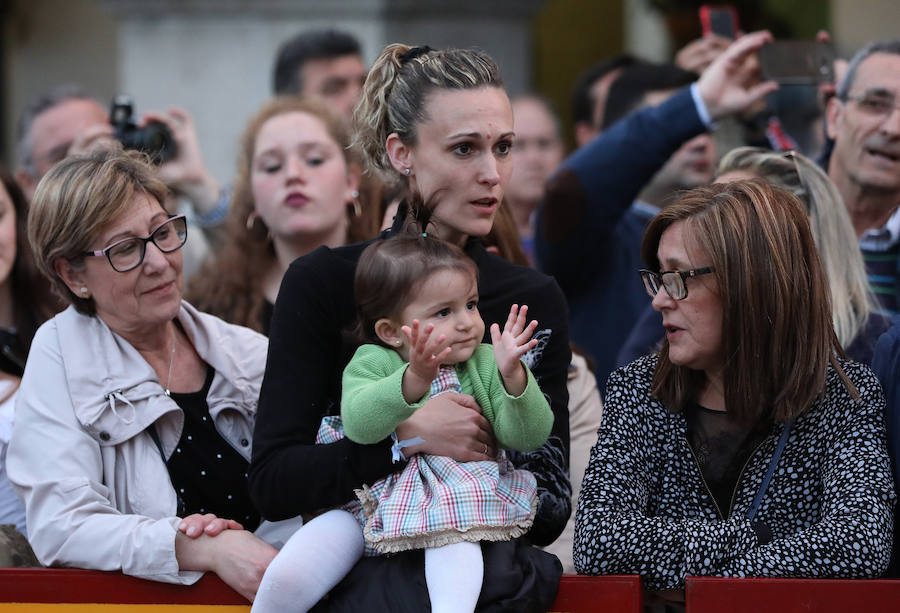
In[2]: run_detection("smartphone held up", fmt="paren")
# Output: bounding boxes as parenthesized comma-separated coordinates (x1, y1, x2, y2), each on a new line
(699, 5, 835, 87)
(758, 41, 835, 85)
(700, 4, 739, 39)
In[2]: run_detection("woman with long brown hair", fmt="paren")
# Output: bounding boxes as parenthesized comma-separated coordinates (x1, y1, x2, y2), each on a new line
(576, 181, 894, 589)
(187, 97, 377, 333)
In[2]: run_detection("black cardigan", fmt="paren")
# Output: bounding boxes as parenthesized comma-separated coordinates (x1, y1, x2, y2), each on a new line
(249, 223, 572, 545)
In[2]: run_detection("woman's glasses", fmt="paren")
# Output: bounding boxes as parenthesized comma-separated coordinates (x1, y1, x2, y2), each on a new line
(83, 215, 187, 273)
(639, 267, 714, 300)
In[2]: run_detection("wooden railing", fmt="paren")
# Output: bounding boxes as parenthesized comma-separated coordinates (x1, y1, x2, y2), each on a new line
(0, 570, 640, 612)
(0, 569, 898, 612)
(684, 576, 900, 612)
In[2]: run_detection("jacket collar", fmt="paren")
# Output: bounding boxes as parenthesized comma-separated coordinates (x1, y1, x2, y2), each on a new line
(54, 301, 266, 447)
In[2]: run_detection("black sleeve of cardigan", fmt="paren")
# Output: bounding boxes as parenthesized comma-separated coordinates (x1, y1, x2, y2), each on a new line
(248, 246, 399, 520)
(503, 271, 573, 546)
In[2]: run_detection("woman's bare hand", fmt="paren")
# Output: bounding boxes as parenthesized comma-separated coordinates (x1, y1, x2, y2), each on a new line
(209, 530, 278, 602)
(176, 529, 278, 602)
(395, 392, 497, 461)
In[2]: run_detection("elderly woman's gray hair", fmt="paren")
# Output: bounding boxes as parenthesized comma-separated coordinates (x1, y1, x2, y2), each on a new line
(27, 147, 168, 315)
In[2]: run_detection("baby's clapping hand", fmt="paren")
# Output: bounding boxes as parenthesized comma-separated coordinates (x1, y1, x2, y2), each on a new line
(402, 320, 452, 384)
(490, 304, 538, 383)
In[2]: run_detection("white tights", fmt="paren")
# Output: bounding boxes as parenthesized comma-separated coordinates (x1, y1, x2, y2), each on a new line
(251, 509, 364, 613)
(426, 541, 484, 613)
(250, 509, 484, 613)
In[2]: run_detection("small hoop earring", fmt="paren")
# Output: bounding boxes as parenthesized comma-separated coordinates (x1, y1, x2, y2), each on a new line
(349, 191, 362, 218)
(246, 211, 271, 239)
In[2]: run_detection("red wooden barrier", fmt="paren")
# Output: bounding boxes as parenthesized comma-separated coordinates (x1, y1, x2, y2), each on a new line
(0, 567, 247, 604)
(13, 571, 897, 611)
(0, 569, 643, 612)
(685, 576, 900, 613)
(549, 574, 643, 613)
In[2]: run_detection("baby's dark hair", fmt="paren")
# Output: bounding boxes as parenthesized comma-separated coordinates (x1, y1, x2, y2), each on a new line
(355, 234, 478, 344)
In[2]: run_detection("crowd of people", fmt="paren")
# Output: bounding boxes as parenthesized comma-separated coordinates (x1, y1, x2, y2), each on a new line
(0, 19, 897, 613)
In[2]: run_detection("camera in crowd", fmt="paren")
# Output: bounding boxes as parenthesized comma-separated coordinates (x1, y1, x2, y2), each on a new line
(110, 95, 177, 164)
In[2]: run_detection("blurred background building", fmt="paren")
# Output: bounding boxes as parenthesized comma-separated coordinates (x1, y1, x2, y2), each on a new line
(1, 0, 898, 182)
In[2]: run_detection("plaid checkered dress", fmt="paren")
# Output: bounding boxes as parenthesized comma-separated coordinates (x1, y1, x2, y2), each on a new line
(316, 365, 538, 555)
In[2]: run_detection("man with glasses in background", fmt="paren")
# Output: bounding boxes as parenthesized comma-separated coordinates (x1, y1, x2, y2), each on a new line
(14, 86, 109, 203)
(836, 40, 900, 580)
(15, 85, 228, 278)
(825, 40, 900, 315)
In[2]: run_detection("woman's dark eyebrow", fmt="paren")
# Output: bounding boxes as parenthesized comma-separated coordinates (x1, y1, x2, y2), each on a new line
(102, 213, 170, 245)
(254, 147, 283, 160)
(447, 131, 480, 140)
(659, 255, 692, 269)
(447, 130, 516, 140)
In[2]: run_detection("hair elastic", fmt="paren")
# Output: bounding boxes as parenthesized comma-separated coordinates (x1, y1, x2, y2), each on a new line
(399, 45, 434, 64)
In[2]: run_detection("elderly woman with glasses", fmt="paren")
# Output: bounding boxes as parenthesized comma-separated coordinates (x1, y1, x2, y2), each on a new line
(6, 148, 299, 601)
(575, 180, 895, 590)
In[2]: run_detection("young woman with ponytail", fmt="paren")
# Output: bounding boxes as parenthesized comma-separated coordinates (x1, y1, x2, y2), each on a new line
(248, 43, 571, 611)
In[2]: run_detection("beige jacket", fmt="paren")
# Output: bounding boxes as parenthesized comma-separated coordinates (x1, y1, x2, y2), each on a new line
(8, 302, 296, 584)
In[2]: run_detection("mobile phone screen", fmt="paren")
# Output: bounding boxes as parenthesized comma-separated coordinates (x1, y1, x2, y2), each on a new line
(759, 41, 835, 84)
(700, 5, 738, 39)
(708, 9, 735, 38)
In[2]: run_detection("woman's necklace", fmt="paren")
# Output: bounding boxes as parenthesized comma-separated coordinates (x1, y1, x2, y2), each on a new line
(164, 326, 176, 396)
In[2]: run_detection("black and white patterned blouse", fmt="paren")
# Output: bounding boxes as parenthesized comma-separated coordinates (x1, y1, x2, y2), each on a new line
(574, 354, 895, 590)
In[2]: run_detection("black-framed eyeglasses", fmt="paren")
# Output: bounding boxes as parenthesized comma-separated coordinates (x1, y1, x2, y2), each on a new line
(83, 215, 187, 273)
(639, 267, 714, 301)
